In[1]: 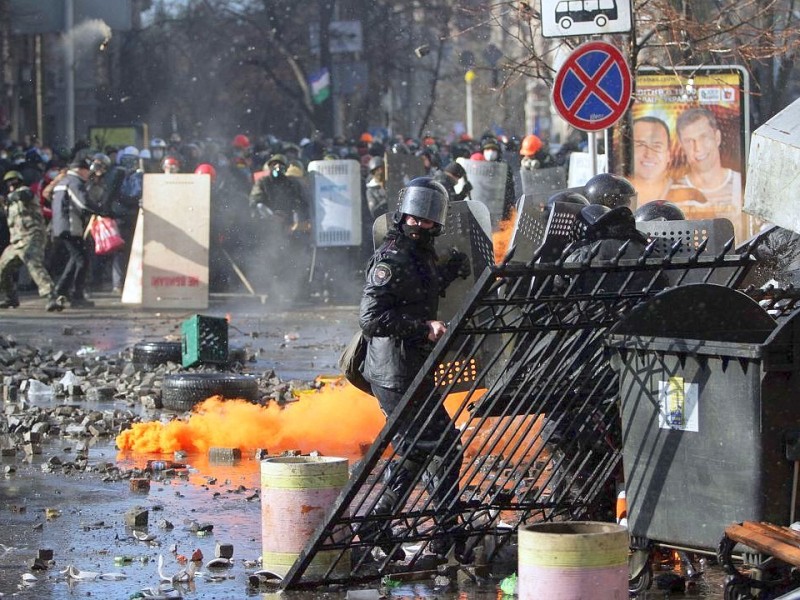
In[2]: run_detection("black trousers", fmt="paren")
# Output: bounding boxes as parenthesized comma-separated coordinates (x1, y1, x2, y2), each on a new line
(55, 234, 89, 299)
(370, 381, 463, 513)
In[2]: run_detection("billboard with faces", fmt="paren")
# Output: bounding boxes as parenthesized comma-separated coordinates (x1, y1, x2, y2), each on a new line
(629, 66, 752, 240)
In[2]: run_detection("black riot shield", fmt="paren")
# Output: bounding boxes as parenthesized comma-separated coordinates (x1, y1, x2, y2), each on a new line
(385, 154, 426, 210)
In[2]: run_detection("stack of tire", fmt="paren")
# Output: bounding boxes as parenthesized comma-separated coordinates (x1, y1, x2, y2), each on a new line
(132, 341, 258, 411)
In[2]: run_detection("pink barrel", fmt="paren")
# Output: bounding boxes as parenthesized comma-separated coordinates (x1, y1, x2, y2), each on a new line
(519, 521, 628, 600)
(261, 456, 350, 578)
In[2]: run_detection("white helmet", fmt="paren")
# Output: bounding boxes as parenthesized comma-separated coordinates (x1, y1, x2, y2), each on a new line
(139, 149, 152, 159)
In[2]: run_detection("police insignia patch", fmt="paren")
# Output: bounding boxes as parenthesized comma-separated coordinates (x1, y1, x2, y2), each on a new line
(371, 263, 392, 286)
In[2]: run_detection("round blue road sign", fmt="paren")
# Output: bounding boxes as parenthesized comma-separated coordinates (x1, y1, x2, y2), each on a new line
(552, 41, 632, 132)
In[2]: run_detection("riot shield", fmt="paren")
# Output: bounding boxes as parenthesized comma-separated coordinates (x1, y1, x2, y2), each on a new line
(307, 159, 362, 247)
(520, 166, 567, 202)
(457, 158, 508, 226)
(436, 200, 494, 322)
(385, 154, 426, 210)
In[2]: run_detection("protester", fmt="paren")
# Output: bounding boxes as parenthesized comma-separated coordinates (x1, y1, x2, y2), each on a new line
(0, 170, 63, 311)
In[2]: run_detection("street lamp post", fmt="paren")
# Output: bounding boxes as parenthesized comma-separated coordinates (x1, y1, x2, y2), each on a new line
(65, 0, 75, 149)
(465, 69, 475, 139)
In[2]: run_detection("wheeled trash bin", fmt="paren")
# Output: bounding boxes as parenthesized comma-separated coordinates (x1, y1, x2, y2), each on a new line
(607, 283, 800, 552)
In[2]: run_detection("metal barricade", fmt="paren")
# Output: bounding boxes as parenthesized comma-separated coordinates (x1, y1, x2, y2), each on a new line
(277, 232, 755, 589)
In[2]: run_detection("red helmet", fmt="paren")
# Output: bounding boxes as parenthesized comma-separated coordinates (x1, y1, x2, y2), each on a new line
(232, 134, 250, 149)
(194, 163, 217, 182)
(162, 156, 181, 173)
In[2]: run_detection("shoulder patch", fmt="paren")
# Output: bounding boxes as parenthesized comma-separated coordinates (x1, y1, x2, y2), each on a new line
(370, 263, 393, 287)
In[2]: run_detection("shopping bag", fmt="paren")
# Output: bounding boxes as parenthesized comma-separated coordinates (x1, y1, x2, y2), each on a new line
(337, 330, 373, 395)
(90, 215, 125, 255)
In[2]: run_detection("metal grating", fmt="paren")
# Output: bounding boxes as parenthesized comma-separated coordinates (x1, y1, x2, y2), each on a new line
(278, 234, 754, 589)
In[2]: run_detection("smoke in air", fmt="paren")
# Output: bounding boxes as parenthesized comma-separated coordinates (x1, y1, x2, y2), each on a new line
(116, 380, 385, 459)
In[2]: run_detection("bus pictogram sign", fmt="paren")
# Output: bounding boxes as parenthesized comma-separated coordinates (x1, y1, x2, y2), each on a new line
(541, 0, 633, 38)
(551, 41, 632, 132)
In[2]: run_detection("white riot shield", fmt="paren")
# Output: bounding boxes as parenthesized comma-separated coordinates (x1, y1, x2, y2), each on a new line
(566, 152, 608, 187)
(140, 174, 210, 309)
(385, 153, 426, 210)
(520, 166, 567, 201)
(457, 158, 508, 226)
(308, 159, 362, 247)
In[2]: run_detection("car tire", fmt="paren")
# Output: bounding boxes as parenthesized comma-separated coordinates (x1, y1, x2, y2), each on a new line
(133, 341, 183, 369)
(161, 372, 260, 412)
(595, 15, 608, 27)
(559, 17, 573, 29)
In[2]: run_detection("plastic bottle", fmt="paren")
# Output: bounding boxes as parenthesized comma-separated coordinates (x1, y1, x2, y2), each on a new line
(146, 460, 187, 471)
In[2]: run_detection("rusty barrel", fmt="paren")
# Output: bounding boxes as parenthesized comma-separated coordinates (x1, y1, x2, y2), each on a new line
(261, 456, 350, 578)
(519, 521, 628, 600)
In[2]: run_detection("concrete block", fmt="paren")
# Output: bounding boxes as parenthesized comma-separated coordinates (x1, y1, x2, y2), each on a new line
(124, 507, 149, 527)
(745, 97, 800, 233)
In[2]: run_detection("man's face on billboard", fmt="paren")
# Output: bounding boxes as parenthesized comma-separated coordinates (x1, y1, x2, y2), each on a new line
(678, 116, 722, 174)
(633, 120, 670, 182)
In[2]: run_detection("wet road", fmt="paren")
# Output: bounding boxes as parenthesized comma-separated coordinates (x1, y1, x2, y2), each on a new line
(0, 291, 735, 599)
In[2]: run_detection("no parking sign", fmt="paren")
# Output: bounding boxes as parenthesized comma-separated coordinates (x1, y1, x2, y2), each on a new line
(552, 41, 632, 132)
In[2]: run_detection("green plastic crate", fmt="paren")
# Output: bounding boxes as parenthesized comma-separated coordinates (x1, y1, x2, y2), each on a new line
(181, 315, 228, 368)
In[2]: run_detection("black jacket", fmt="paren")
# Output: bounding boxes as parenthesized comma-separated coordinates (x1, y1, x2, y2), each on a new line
(359, 229, 463, 389)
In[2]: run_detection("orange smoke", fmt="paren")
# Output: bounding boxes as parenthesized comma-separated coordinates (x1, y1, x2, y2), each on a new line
(492, 208, 517, 264)
(116, 380, 384, 459)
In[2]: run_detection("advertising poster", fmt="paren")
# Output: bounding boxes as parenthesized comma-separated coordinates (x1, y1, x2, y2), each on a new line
(630, 67, 751, 240)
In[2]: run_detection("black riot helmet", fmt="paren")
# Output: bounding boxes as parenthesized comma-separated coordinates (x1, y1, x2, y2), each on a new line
(634, 200, 685, 222)
(394, 176, 448, 234)
(546, 190, 590, 212)
(573, 204, 639, 242)
(573, 204, 610, 241)
(583, 173, 637, 209)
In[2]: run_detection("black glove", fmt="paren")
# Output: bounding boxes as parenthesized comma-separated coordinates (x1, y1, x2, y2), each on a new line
(445, 248, 471, 280)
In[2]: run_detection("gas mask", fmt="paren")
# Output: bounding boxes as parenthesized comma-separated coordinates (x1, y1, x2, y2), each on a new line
(483, 149, 499, 162)
(270, 164, 286, 178)
(401, 222, 434, 244)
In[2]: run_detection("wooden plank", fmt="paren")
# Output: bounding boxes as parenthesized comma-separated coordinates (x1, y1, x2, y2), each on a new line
(725, 523, 800, 566)
(736, 522, 800, 549)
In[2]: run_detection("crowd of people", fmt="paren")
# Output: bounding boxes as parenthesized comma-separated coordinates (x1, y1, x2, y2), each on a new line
(0, 128, 579, 309)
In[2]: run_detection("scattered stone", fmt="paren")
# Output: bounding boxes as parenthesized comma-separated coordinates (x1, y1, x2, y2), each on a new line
(215, 543, 234, 559)
(130, 478, 150, 492)
(208, 447, 241, 462)
(124, 507, 149, 527)
(36, 549, 54, 561)
(27, 557, 48, 570)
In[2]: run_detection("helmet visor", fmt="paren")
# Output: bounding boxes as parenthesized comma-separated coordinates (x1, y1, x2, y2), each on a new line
(399, 182, 448, 226)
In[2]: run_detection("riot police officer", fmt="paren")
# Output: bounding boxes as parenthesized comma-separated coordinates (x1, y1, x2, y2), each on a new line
(583, 173, 637, 209)
(358, 177, 470, 560)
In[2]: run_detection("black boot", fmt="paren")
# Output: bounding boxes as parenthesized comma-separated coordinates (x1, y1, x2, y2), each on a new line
(357, 459, 421, 561)
(69, 295, 95, 308)
(45, 292, 65, 312)
(0, 292, 20, 309)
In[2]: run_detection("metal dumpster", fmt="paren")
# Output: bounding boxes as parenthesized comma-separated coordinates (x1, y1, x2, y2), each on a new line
(607, 283, 800, 551)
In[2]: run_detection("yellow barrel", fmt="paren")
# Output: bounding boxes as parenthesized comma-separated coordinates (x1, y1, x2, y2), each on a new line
(519, 521, 629, 600)
(261, 456, 350, 578)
